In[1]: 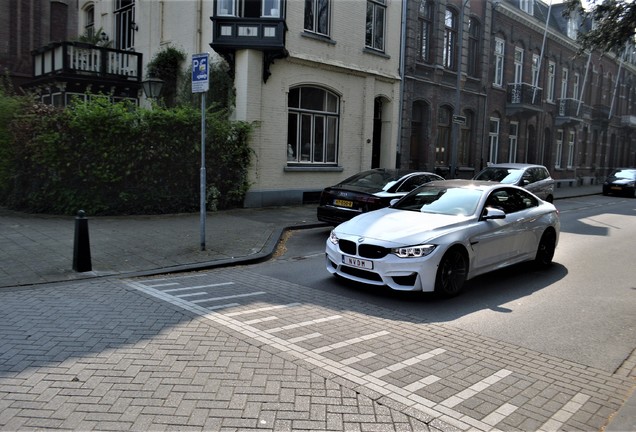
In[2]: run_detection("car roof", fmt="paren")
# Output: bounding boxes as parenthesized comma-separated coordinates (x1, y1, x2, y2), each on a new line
(481, 163, 546, 170)
(425, 179, 517, 192)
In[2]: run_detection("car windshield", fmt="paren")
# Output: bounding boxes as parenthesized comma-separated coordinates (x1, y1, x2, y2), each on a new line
(609, 169, 636, 180)
(339, 170, 409, 191)
(393, 186, 482, 216)
(474, 167, 522, 184)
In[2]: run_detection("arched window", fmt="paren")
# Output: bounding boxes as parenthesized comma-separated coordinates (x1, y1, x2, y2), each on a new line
(287, 86, 340, 164)
(443, 7, 458, 70)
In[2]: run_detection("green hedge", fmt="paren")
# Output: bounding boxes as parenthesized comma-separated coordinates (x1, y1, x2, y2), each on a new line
(1, 96, 252, 215)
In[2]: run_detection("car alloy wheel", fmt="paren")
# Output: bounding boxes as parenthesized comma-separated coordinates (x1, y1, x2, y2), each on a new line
(535, 229, 556, 267)
(435, 247, 467, 297)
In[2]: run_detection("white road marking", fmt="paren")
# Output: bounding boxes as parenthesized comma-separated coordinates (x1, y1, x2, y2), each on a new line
(538, 392, 591, 432)
(128, 280, 593, 431)
(313, 331, 390, 354)
(224, 303, 301, 316)
(164, 282, 235, 292)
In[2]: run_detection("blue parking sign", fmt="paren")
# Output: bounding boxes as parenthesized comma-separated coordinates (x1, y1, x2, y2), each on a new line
(192, 53, 209, 93)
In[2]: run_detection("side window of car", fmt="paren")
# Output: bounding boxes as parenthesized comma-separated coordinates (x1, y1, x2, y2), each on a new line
(523, 169, 536, 185)
(485, 190, 508, 212)
(397, 175, 427, 192)
(507, 188, 538, 212)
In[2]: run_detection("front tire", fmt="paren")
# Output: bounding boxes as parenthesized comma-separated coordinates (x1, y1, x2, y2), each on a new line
(535, 229, 556, 267)
(435, 248, 467, 297)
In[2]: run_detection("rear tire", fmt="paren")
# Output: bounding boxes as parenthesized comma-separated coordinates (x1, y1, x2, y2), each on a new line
(535, 229, 556, 267)
(435, 248, 467, 297)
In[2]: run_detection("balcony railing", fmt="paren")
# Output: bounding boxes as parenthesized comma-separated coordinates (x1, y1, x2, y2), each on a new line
(555, 98, 583, 126)
(210, 16, 286, 51)
(506, 83, 543, 116)
(32, 42, 142, 82)
(621, 115, 636, 128)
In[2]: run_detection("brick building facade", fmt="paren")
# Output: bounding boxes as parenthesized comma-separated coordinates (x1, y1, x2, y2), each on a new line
(400, 0, 636, 184)
(0, 0, 78, 90)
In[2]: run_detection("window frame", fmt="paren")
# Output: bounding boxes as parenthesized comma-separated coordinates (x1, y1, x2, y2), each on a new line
(467, 17, 480, 77)
(418, 0, 434, 63)
(494, 38, 505, 87)
(567, 130, 575, 168)
(443, 7, 458, 70)
(488, 117, 500, 164)
(519, 0, 534, 15)
(365, 0, 386, 52)
(287, 86, 340, 165)
(555, 129, 564, 169)
(304, 0, 330, 37)
(508, 122, 519, 163)
(547, 61, 556, 102)
(513, 47, 523, 84)
(114, 0, 135, 51)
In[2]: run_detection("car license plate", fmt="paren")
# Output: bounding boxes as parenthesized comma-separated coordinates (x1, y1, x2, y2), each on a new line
(342, 255, 373, 270)
(334, 199, 353, 208)
(611, 186, 622, 190)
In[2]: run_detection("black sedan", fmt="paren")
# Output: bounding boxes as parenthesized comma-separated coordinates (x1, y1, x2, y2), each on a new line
(602, 168, 636, 197)
(317, 168, 443, 225)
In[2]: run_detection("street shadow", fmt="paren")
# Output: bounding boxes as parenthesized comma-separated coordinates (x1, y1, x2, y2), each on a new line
(327, 261, 568, 323)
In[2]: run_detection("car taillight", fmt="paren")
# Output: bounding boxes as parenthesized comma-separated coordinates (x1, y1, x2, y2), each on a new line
(357, 195, 383, 210)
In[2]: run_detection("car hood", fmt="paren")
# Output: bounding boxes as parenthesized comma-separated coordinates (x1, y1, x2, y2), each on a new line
(335, 208, 474, 245)
(606, 177, 634, 185)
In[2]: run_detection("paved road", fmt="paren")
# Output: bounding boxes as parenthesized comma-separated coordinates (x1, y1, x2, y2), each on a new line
(1, 184, 634, 431)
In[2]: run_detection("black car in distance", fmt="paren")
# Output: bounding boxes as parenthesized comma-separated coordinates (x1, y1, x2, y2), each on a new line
(317, 168, 444, 225)
(602, 168, 636, 197)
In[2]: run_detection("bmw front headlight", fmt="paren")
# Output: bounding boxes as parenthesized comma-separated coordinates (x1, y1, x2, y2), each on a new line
(392, 244, 436, 258)
(329, 230, 339, 245)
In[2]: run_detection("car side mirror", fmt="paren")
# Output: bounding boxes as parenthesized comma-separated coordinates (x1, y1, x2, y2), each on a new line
(390, 198, 400, 206)
(482, 207, 506, 220)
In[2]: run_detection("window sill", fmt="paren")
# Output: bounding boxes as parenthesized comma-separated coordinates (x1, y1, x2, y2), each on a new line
(285, 165, 343, 172)
(363, 47, 390, 59)
(301, 32, 336, 45)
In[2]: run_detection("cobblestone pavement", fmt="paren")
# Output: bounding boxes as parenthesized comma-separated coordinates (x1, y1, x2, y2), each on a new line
(1, 266, 632, 431)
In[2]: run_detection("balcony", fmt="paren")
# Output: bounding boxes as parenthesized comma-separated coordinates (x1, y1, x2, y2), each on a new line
(506, 83, 543, 117)
(555, 98, 583, 126)
(25, 42, 142, 104)
(210, 16, 288, 82)
(591, 104, 611, 129)
(621, 115, 636, 129)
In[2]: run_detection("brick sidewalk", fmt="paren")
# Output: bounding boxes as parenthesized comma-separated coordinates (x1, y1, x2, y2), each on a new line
(1, 267, 631, 431)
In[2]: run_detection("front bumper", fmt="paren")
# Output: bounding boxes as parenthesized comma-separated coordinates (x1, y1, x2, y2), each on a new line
(325, 240, 443, 292)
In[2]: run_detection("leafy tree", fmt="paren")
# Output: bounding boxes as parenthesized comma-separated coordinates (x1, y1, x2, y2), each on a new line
(177, 60, 236, 112)
(563, 0, 636, 55)
(146, 46, 187, 107)
(76, 26, 112, 47)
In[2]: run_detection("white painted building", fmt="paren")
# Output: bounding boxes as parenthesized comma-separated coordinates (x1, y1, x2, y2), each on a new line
(78, 0, 404, 207)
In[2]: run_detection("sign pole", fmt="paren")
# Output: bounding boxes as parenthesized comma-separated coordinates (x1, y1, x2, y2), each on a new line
(200, 92, 206, 251)
(192, 53, 210, 251)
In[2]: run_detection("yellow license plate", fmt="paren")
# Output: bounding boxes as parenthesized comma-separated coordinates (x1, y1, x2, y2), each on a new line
(334, 199, 353, 208)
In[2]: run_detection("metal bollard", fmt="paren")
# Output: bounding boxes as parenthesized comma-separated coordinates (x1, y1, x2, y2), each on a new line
(72, 210, 92, 272)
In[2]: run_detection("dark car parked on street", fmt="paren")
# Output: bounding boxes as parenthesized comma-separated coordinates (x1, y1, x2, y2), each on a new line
(473, 163, 555, 202)
(317, 168, 444, 225)
(602, 168, 636, 197)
